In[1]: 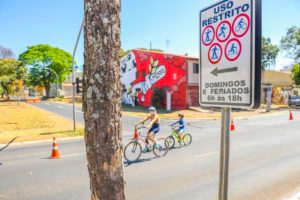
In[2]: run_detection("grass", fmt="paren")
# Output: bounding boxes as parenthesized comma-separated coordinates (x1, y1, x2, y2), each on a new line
(0, 101, 84, 144)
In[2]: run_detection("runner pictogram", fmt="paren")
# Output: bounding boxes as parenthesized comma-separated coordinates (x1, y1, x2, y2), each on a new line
(202, 25, 215, 46)
(232, 13, 250, 37)
(216, 20, 232, 42)
(225, 38, 242, 61)
(208, 43, 222, 64)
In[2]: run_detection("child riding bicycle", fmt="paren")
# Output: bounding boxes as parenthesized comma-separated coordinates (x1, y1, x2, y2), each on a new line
(170, 113, 185, 143)
(135, 106, 160, 152)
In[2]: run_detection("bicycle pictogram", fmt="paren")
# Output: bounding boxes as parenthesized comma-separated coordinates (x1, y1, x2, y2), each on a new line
(232, 13, 250, 38)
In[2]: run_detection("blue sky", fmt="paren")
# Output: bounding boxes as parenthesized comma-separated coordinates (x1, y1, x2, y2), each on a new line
(0, 0, 299, 69)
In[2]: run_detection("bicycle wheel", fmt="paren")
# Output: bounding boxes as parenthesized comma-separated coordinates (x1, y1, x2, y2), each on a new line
(153, 138, 169, 158)
(183, 134, 192, 146)
(235, 26, 240, 32)
(124, 141, 142, 162)
(242, 23, 247, 29)
(166, 136, 175, 149)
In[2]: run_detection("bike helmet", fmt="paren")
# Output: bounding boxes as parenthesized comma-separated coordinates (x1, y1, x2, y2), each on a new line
(178, 112, 184, 118)
(148, 106, 156, 112)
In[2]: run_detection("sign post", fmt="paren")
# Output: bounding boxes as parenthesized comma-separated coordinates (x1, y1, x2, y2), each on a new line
(199, 0, 261, 199)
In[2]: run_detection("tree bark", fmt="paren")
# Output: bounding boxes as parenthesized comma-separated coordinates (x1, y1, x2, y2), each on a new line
(83, 0, 125, 200)
(45, 85, 50, 98)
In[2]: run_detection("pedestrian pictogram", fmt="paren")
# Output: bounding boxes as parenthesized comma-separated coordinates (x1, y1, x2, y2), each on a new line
(216, 21, 231, 42)
(225, 38, 242, 61)
(232, 13, 250, 37)
(202, 25, 215, 46)
(208, 43, 222, 64)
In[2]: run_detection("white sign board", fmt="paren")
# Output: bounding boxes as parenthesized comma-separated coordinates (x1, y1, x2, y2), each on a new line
(199, 0, 261, 108)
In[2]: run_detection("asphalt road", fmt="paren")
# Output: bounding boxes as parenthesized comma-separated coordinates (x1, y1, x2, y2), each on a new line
(1, 103, 300, 200)
(30, 101, 144, 135)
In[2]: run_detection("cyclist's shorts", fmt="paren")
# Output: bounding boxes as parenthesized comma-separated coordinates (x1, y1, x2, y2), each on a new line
(177, 127, 185, 133)
(148, 123, 160, 134)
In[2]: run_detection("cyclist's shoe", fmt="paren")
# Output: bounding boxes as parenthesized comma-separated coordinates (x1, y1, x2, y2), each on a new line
(178, 140, 182, 145)
(142, 147, 149, 153)
(154, 142, 163, 149)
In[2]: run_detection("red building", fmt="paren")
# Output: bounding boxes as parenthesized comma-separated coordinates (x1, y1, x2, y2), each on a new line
(120, 49, 200, 109)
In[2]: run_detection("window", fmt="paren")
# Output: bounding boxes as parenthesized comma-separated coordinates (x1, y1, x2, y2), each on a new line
(193, 63, 199, 74)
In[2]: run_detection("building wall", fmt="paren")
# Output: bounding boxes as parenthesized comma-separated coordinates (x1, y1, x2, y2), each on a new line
(186, 59, 200, 106)
(120, 50, 187, 109)
(262, 70, 293, 87)
(187, 60, 199, 84)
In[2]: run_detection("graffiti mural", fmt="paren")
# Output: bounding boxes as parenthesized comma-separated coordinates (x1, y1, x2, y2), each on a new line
(120, 50, 187, 109)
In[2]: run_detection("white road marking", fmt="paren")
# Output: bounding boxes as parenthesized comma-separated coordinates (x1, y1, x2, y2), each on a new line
(194, 142, 257, 159)
(45, 103, 50, 106)
(57, 105, 64, 109)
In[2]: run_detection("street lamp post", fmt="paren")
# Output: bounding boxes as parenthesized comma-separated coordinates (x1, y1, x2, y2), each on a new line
(71, 18, 85, 132)
(44, 67, 59, 98)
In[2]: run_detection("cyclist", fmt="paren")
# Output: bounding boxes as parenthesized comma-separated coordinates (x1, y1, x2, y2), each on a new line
(170, 113, 185, 143)
(237, 18, 246, 30)
(135, 106, 160, 152)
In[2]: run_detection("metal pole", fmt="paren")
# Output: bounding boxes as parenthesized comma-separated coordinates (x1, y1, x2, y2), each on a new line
(71, 18, 85, 132)
(218, 107, 231, 200)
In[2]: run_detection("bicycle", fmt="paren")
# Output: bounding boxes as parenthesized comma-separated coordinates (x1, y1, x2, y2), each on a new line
(123, 126, 169, 163)
(166, 125, 192, 149)
(235, 22, 247, 32)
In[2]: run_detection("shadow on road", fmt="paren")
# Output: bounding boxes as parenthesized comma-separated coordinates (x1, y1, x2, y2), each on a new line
(124, 157, 157, 167)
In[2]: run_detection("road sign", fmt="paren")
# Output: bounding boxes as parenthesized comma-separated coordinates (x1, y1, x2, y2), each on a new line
(199, 0, 261, 108)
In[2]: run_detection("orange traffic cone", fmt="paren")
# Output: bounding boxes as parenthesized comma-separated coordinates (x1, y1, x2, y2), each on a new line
(289, 110, 294, 121)
(230, 118, 235, 131)
(50, 137, 60, 159)
(133, 128, 139, 140)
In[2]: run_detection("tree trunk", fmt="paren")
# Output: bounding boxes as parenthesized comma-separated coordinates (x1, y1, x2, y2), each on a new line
(83, 0, 125, 200)
(45, 85, 50, 98)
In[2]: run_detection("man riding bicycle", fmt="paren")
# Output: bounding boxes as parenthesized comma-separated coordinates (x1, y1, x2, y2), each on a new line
(135, 106, 160, 152)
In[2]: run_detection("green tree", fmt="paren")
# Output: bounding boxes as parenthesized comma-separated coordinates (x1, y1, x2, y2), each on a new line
(291, 63, 300, 85)
(119, 48, 131, 58)
(0, 58, 26, 100)
(19, 44, 72, 98)
(280, 26, 300, 61)
(262, 37, 280, 70)
(137, 47, 164, 52)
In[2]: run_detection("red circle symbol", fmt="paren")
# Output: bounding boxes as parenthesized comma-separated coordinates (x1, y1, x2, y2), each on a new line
(202, 25, 215, 46)
(225, 38, 242, 61)
(232, 13, 250, 38)
(208, 43, 222, 64)
(216, 20, 232, 42)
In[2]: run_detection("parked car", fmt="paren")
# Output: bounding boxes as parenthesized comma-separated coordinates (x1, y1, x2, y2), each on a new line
(288, 96, 300, 107)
